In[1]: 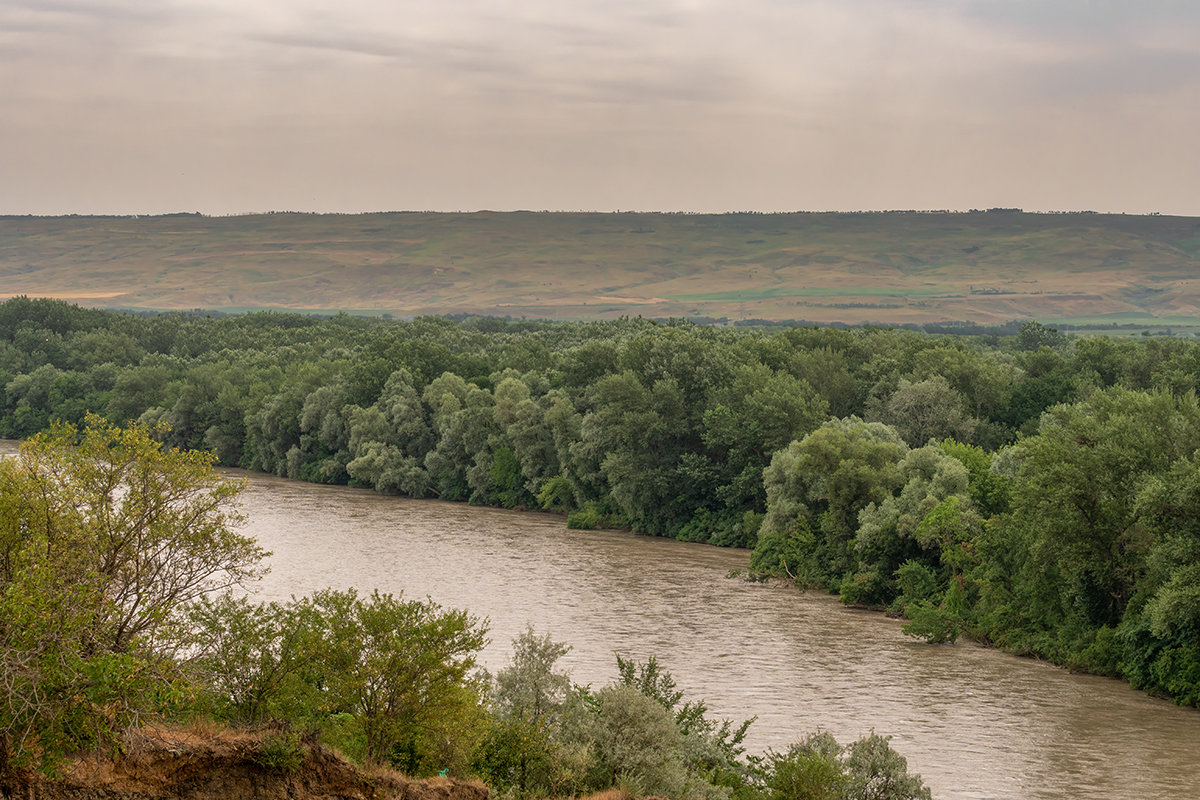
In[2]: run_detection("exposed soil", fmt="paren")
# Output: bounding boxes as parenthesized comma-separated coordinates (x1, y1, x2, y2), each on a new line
(0, 727, 490, 800)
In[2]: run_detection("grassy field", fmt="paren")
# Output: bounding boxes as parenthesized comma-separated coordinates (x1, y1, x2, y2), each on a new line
(1, 210, 1199, 325)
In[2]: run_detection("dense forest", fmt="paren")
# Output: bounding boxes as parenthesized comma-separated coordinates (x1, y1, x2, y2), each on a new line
(1, 296, 1198, 709)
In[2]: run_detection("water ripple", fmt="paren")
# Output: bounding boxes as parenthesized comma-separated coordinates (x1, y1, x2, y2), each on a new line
(227, 472, 1200, 800)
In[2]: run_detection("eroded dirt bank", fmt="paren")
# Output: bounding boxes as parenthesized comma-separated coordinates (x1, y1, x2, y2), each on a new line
(0, 727, 490, 800)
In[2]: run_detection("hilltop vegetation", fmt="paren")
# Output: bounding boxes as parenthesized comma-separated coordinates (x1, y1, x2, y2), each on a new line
(2, 211, 1200, 326)
(1, 297, 1199, 712)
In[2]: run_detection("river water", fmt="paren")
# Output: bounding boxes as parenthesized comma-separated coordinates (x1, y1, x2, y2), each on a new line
(231, 472, 1200, 800)
(4, 432, 1196, 799)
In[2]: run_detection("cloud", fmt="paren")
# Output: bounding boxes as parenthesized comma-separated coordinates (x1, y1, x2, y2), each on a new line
(1, 0, 1198, 214)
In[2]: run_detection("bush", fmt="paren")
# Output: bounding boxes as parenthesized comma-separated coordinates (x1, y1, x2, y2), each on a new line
(760, 731, 930, 800)
(567, 502, 613, 530)
(186, 588, 489, 773)
(763, 732, 846, 800)
(843, 733, 931, 800)
(901, 601, 959, 644)
(586, 685, 688, 798)
(255, 731, 305, 772)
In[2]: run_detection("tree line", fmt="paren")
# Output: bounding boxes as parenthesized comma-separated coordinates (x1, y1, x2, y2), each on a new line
(1, 296, 1198, 706)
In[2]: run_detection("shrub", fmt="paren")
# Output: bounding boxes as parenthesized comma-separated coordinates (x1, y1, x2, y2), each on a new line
(255, 731, 305, 772)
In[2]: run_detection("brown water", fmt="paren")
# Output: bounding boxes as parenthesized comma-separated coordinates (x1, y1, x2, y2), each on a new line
(4, 434, 1196, 799)
(234, 472, 1200, 800)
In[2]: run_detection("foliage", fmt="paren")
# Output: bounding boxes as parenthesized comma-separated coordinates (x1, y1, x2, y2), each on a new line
(479, 635, 761, 800)
(566, 501, 619, 531)
(479, 627, 579, 794)
(585, 684, 691, 798)
(5, 298, 1200, 705)
(0, 416, 260, 772)
(615, 655, 754, 793)
(184, 594, 316, 724)
(756, 418, 907, 590)
(254, 731, 306, 772)
(868, 376, 977, 448)
(760, 731, 930, 800)
(762, 732, 846, 800)
(842, 733, 931, 800)
(188, 588, 489, 773)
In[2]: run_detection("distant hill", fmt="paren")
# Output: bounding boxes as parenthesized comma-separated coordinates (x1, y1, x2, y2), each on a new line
(2, 210, 1199, 326)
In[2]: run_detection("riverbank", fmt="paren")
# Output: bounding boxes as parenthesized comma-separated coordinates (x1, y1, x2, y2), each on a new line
(6, 437, 1200, 799)
(0, 725, 491, 800)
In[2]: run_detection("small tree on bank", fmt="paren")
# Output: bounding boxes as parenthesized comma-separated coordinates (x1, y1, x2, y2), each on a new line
(0, 415, 265, 772)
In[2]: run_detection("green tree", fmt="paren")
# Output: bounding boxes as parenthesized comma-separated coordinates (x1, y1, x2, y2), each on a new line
(761, 732, 846, 800)
(422, 372, 497, 501)
(760, 731, 930, 800)
(184, 594, 317, 724)
(842, 733, 931, 800)
(755, 418, 907, 589)
(870, 376, 977, 448)
(2, 415, 264, 654)
(616, 655, 753, 793)
(302, 588, 489, 772)
(989, 388, 1200, 671)
(0, 416, 262, 772)
(585, 684, 689, 798)
(850, 445, 977, 608)
(481, 627, 580, 793)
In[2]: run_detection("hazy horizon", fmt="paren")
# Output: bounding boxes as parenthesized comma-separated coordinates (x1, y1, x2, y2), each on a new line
(6, 208, 1197, 219)
(4, 1, 1198, 217)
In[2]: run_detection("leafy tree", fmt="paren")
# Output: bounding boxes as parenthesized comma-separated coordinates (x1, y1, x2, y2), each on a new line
(1118, 457, 1200, 703)
(842, 733, 931, 800)
(2, 415, 264, 654)
(494, 628, 573, 724)
(1015, 320, 1065, 352)
(760, 731, 930, 800)
(755, 418, 907, 589)
(850, 445, 977, 607)
(106, 364, 173, 425)
(761, 732, 846, 800)
(481, 627, 581, 794)
(937, 439, 1010, 518)
(344, 372, 435, 496)
(989, 388, 1200, 672)
(870, 376, 977, 448)
(701, 364, 829, 542)
(616, 655, 753, 792)
(576, 371, 693, 535)
(422, 372, 497, 501)
(493, 375, 559, 501)
(585, 684, 690, 798)
(184, 594, 317, 724)
(301, 588, 488, 772)
(0, 416, 262, 772)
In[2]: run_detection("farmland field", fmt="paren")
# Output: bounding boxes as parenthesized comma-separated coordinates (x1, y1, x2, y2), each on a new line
(2, 210, 1199, 325)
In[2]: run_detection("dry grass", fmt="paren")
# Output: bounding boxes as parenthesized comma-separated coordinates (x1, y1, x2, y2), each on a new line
(13, 721, 491, 800)
(2, 210, 1199, 325)
(576, 789, 637, 800)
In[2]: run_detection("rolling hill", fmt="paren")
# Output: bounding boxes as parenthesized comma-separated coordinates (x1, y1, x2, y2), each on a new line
(2, 210, 1199, 326)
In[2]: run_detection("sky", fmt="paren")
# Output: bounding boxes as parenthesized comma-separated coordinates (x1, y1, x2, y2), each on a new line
(2, 0, 1199, 216)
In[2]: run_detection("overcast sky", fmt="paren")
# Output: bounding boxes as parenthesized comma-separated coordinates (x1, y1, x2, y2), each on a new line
(2, 0, 1198, 215)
